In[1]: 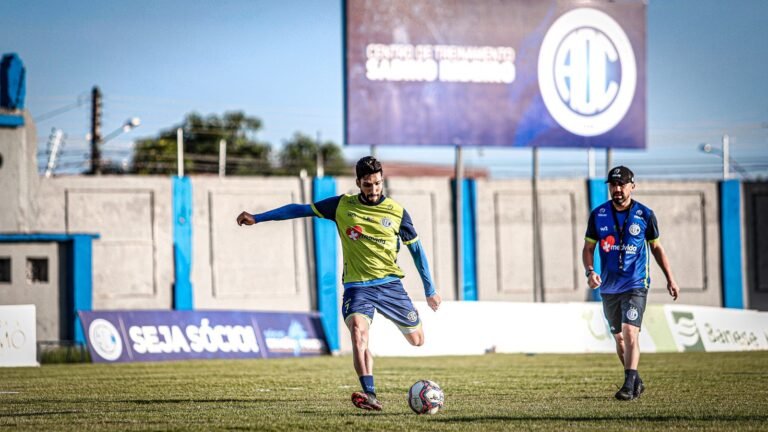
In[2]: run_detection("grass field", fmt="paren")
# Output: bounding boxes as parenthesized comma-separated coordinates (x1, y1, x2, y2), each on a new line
(1, 352, 767, 431)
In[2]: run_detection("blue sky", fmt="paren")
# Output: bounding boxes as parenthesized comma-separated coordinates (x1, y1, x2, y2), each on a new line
(2, 0, 767, 178)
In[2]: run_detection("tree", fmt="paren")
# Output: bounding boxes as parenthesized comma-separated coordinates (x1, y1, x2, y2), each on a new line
(278, 132, 349, 176)
(131, 111, 272, 175)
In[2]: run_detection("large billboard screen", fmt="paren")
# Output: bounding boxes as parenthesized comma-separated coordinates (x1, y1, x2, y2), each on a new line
(344, 0, 646, 148)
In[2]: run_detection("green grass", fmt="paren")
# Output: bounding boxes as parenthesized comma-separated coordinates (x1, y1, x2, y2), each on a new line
(1, 352, 767, 431)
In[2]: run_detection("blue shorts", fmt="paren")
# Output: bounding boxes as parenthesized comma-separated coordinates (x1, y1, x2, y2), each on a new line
(342, 280, 421, 334)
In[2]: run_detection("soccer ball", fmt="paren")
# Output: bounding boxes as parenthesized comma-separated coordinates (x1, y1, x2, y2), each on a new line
(408, 380, 444, 415)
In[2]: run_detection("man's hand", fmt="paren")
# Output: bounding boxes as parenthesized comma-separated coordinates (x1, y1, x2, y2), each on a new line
(426, 293, 441, 312)
(587, 271, 602, 289)
(667, 279, 680, 301)
(237, 211, 256, 226)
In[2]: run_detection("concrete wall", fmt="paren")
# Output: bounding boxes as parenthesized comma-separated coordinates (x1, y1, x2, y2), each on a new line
(189, 176, 314, 311)
(0, 112, 38, 232)
(31, 176, 174, 310)
(476, 179, 590, 302)
(633, 181, 722, 307)
(0, 242, 61, 340)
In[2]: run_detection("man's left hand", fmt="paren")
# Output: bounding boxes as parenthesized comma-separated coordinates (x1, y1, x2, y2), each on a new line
(427, 293, 442, 311)
(667, 279, 680, 301)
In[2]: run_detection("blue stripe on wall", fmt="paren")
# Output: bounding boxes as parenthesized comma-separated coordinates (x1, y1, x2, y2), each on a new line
(313, 177, 339, 353)
(721, 179, 744, 309)
(70, 235, 94, 344)
(587, 179, 606, 302)
(172, 176, 194, 310)
(462, 179, 478, 301)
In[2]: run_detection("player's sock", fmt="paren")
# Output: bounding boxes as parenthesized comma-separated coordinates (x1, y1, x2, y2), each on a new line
(623, 369, 638, 391)
(359, 375, 376, 395)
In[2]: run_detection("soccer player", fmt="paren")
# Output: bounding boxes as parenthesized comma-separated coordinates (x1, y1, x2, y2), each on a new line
(236, 156, 441, 411)
(582, 166, 679, 401)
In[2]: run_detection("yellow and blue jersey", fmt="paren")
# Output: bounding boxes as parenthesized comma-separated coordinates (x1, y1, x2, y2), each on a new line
(311, 194, 428, 290)
(585, 200, 659, 294)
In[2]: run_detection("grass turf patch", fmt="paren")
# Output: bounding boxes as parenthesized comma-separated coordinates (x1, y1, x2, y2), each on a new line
(1, 352, 766, 431)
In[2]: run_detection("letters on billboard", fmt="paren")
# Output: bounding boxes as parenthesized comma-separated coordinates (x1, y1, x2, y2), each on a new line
(79, 310, 328, 363)
(345, 0, 646, 148)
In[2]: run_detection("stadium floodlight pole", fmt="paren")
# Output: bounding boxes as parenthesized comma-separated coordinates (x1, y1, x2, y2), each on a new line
(531, 147, 544, 302)
(177, 128, 184, 177)
(316, 131, 324, 177)
(44, 128, 64, 178)
(455, 144, 464, 301)
(219, 139, 226, 178)
(606, 148, 614, 175)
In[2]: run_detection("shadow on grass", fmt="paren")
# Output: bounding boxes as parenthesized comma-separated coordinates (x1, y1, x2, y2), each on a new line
(0, 410, 80, 418)
(434, 414, 768, 423)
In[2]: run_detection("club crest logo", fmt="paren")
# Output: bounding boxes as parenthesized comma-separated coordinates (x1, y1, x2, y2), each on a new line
(626, 307, 639, 321)
(381, 217, 392, 228)
(636, 209, 643, 216)
(600, 235, 615, 253)
(538, 8, 637, 136)
(629, 223, 641, 236)
(407, 311, 418, 322)
(346, 226, 363, 241)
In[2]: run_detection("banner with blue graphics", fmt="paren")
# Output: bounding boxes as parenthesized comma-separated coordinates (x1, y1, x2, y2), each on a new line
(79, 310, 328, 363)
(345, 0, 646, 148)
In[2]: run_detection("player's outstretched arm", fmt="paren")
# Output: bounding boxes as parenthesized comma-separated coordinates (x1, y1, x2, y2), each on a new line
(236, 204, 315, 226)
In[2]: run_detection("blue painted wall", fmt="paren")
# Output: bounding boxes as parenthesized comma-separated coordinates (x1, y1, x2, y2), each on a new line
(312, 177, 340, 352)
(172, 176, 194, 310)
(720, 179, 744, 308)
(461, 179, 478, 301)
(587, 179, 606, 301)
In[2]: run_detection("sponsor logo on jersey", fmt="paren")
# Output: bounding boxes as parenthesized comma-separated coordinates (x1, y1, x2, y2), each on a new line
(345, 225, 387, 245)
(601, 235, 615, 253)
(346, 226, 363, 241)
(628, 223, 641, 236)
(600, 226, 609, 232)
(636, 209, 643, 216)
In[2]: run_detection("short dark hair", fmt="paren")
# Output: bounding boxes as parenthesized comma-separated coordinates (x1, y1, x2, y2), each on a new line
(355, 156, 382, 179)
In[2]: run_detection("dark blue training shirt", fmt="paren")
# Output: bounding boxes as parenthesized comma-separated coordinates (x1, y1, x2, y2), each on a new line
(585, 200, 660, 294)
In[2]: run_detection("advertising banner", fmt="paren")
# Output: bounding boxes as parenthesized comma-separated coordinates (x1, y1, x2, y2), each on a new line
(345, 0, 646, 148)
(79, 310, 327, 363)
(0, 304, 38, 367)
(369, 302, 768, 356)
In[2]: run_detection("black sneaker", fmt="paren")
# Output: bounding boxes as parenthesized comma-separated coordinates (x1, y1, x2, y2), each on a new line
(633, 379, 645, 399)
(615, 386, 634, 401)
(351, 391, 382, 411)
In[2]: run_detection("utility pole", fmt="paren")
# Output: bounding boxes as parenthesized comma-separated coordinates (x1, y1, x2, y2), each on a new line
(89, 86, 102, 175)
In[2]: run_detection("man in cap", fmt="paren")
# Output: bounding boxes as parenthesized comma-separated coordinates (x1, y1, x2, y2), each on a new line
(582, 166, 680, 400)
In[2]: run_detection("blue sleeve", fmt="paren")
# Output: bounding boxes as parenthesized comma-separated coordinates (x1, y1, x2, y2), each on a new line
(253, 204, 315, 223)
(585, 210, 598, 241)
(406, 239, 436, 297)
(646, 212, 660, 241)
(310, 195, 341, 221)
(398, 209, 419, 244)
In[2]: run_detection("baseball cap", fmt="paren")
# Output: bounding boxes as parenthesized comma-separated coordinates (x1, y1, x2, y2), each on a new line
(606, 166, 634, 184)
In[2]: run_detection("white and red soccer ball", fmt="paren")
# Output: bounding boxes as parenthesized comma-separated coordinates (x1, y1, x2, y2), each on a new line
(408, 380, 445, 415)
